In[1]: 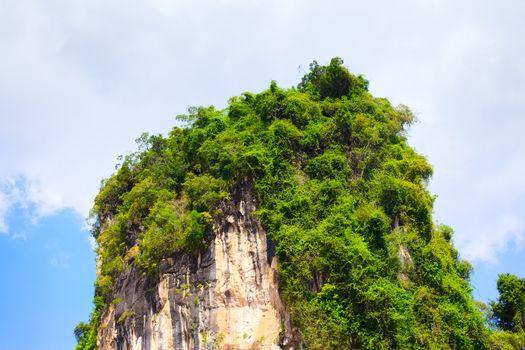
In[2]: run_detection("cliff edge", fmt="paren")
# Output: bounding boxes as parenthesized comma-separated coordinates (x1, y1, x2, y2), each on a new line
(76, 58, 490, 350)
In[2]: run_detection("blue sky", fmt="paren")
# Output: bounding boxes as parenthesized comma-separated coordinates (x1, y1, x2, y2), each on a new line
(0, 208, 94, 350)
(1, 0, 525, 348)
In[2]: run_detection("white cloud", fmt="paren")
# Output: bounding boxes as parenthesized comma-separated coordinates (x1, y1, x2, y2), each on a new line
(0, 0, 524, 265)
(455, 211, 525, 264)
(0, 177, 23, 234)
(88, 235, 97, 251)
(0, 191, 10, 234)
(404, 11, 525, 263)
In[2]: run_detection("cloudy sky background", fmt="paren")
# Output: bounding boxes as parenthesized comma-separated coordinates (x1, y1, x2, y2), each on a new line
(1, 0, 524, 348)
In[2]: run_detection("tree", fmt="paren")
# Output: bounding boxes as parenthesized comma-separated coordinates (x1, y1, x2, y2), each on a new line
(74, 322, 89, 343)
(491, 273, 525, 332)
(298, 57, 368, 99)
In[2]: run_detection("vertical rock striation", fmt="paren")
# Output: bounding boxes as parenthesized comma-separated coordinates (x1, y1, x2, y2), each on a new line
(97, 181, 299, 350)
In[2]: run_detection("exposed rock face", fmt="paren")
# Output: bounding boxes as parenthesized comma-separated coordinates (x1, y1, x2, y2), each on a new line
(97, 181, 299, 350)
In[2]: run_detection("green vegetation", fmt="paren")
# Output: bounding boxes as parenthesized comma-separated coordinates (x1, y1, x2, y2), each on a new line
(74, 296, 105, 350)
(486, 273, 525, 349)
(76, 58, 522, 349)
(117, 309, 136, 324)
(491, 273, 525, 332)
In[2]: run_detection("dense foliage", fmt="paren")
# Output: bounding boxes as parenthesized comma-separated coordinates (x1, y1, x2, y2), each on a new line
(74, 296, 105, 350)
(486, 274, 525, 349)
(491, 274, 525, 332)
(77, 58, 498, 349)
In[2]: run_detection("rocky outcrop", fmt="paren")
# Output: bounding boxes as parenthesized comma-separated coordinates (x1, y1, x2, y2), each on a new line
(97, 181, 300, 350)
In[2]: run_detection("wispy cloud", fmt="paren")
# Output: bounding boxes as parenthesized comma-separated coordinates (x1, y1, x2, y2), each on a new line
(0, 177, 24, 234)
(0, 191, 10, 234)
(50, 255, 70, 269)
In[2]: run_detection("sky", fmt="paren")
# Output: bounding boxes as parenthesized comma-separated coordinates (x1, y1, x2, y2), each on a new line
(1, 0, 524, 348)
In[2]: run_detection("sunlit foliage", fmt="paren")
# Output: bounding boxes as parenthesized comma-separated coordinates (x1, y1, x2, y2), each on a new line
(77, 58, 492, 349)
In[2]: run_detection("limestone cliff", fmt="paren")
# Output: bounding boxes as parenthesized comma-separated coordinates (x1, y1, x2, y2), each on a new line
(78, 59, 490, 350)
(96, 181, 299, 350)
